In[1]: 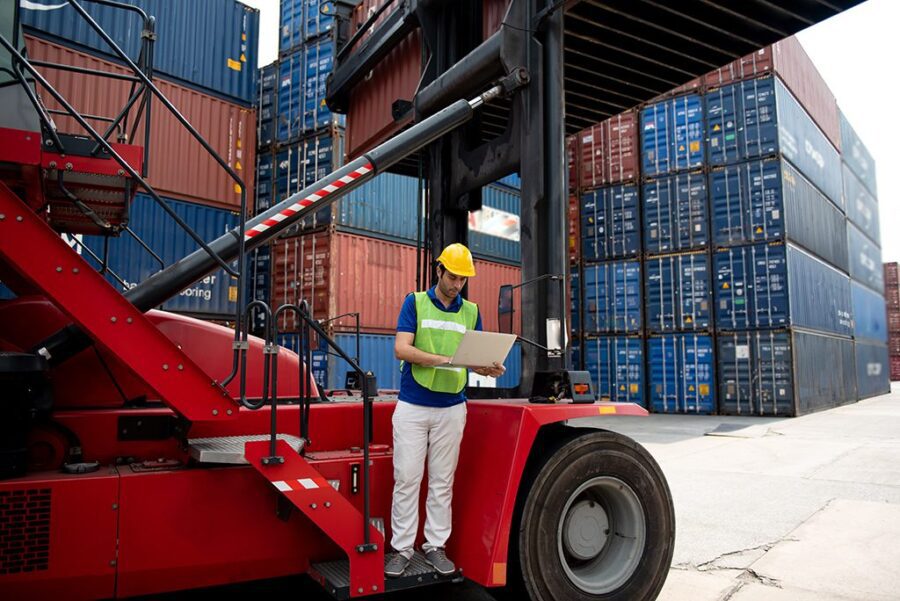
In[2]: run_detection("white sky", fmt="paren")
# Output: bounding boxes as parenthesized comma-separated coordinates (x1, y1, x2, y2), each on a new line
(242, 0, 895, 262)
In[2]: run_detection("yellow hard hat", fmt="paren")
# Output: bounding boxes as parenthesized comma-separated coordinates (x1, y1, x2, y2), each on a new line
(436, 243, 476, 277)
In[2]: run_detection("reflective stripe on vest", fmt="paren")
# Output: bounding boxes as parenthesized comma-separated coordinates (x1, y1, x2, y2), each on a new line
(410, 291, 478, 394)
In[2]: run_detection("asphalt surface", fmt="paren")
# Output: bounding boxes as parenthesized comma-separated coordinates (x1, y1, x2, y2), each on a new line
(146, 384, 900, 600)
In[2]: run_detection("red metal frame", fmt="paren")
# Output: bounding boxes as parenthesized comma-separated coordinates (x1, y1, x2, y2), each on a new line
(0, 399, 644, 599)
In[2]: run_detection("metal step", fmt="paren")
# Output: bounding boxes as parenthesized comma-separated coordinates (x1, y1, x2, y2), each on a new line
(310, 551, 462, 600)
(188, 434, 305, 464)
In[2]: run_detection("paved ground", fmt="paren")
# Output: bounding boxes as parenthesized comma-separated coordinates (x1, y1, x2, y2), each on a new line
(157, 384, 900, 600)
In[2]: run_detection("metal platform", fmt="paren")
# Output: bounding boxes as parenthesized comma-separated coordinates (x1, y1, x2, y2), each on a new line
(311, 551, 462, 600)
(188, 434, 306, 464)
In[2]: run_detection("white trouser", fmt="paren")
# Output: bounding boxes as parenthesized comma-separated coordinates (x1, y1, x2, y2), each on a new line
(390, 400, 467, 558)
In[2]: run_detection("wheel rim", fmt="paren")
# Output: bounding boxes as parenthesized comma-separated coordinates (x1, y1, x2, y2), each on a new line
(557, 476, 646, 594)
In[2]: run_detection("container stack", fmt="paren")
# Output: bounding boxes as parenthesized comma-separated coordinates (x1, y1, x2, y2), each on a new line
(883, 263, 900, 381)
(569, 36, 889, 416)
(252, 0, 524, 390)
(16, 0, 260, 321)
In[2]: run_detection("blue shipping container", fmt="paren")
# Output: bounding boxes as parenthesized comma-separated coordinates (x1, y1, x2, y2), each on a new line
(279, 0, 339, 54)
(570, 268, 580, 334)
(643, 172, 708, 254)
(583, 337, 645, 406)
(718, 330, 856, 416)
(648, 334, 715, 414)
(851, 281, 888, 343)
(581, 262, 642, 334)
(258, 62, 278, 148)
(710, 158, 849, 272)
(854, 341, 890, 400)
(847, 223, 884, 294)
(706, 76, 842, 207)
(581, 186, 641, 262)
(645, 253, 711, 333)
(714, 243, 853, 336)
(276, 40, 345, 143)
(246, 245, 272, 332)
(843, 163, 880, 245)
(274, 131, 342, 230)
(839, 110, 877, 197)
(641, 94, 705, 177)
(22, 0, 259, 106)
(79, 194, 240, 317)
(256, 151, 275, 212)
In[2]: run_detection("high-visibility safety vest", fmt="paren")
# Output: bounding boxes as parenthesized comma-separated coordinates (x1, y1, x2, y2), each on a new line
(410, 291, 479, 394)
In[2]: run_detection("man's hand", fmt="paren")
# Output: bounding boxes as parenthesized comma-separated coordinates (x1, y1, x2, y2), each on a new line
(472, 361, 505, 378)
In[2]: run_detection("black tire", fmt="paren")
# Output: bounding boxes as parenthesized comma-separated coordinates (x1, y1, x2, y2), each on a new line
(510, 429, 675, 601)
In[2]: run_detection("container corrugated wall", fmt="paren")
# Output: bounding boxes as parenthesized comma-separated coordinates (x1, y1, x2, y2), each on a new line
(710, 158, 848, 271)
(854, 341, 891, 399)
(847, 224, 883, 293)
(22, 0, 259, 105)
(582, 337, 645, 406)
(272, 231, 521, 334)
(714, 243, 852, 335)
(640, 94, 704, 177)
(843, 163, 880, 245)
(26, 36, 256, 211)
(648, 334, 715, 414)
(645, 253, 711, 332)
(580, 262, 642, 334)
(717, 330, 856, 416)
(258, 62, 278, 148)
(79, 194, 240, 317)
(578, 112, 640, 189)
(277, 42, 345, 144)
(851, 282, 888, 343)
(706, 77, 842, 207)
(580, 186, 641, 261)
(280, 0, 338, 53)
(643, 173, 708, 254)
(839, 110, 876, 196)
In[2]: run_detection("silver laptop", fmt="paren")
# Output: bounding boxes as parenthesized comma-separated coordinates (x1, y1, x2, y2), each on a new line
(448, 330, 517, 368)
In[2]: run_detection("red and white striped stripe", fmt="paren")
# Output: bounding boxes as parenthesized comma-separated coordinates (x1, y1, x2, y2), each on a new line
(244, 163, 373, 240)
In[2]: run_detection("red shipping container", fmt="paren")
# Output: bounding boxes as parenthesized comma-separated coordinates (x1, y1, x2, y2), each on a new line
(885, 263, 899, 286)
(704, 36, 840, 151)
(578, 111, 639, 190)
(891, 356, 900, 382)
(648, 77, 703, 103)
(566, 135, 579, 194)
(25, 36, 256, 211)
(888, 310, 900, 333)
(889, 334, 900, 355)
(886, 286, 900, 311)
(271, 229, 521, 334)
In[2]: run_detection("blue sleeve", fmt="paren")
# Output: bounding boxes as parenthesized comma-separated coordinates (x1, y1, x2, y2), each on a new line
(475, 308, 483, 331)
(397, 293, 417, 333)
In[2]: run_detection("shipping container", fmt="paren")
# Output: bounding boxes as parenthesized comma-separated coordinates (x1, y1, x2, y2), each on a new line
(274, 128, 344, 229)
(839, 110, 877, 197)
(643, 173, 708, 254)
(570, 267, 581, 335)
(718, 329, 856, 416)
(582, 337, 645, 406)
(889, 335, 900, 356)
(256, 151, 275, 212)
(706, 76, 842, 207)
(276, 39, 345, 143)
(580, 262, 642, 334)
(648, 334, 715, 414)
(568, 195, 580, 265)
(468, 184, 522, 264)
(645, 253, 711, 333)
(280, 0, 341, 53)
(271, 230, 521, 333)
(887, 289, 900, 312)
(78, 194, 240, 318)
(580, 185, 641, 262)
(851, 282, 888, 343)
(890, 310, 900, 333)
(843, 163, 880, 245)
(884, 262, 898, 286)
(567, 136, 579, 193)
(714, 243, 853, 335)
(854, 341, 890, 400)
(641, 94, 704, 177)
(891, 356, 900, 382)
(847, 224, 884, 294)
(22, 0, 259, 106)
(26, 36, 256, 211)
(710, 158, 849, 272)
(258, 62, 278, 148)
(704, 37, 841, 152)
(578, 111, 640, 189)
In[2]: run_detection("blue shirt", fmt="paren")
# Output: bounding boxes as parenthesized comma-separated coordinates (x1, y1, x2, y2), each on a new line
(396, 286, 483, 407)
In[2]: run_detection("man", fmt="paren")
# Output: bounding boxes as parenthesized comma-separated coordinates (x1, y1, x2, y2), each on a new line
(385, 243, 505, 578)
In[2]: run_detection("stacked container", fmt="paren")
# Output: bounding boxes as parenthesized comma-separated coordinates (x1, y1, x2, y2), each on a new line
(569, 35, 889, 415)
(16, 1, 260, 321)
(251, 0, 524, 390)
(886, 263, 900, 381)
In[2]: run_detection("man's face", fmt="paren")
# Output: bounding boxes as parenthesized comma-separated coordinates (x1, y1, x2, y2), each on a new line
(438, 268, 468, 299)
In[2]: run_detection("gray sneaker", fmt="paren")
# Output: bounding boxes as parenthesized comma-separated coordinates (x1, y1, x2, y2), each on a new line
(423, 547, 456, 575)
(384, 552, 411, 578)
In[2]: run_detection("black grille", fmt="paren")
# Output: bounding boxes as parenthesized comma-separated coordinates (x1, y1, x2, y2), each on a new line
(0, 488, 51, 575)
